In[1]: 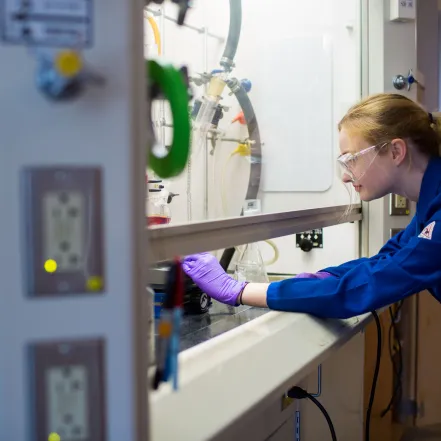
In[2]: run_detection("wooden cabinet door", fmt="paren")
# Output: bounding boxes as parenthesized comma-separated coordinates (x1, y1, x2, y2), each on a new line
(415, 291, 441, 427)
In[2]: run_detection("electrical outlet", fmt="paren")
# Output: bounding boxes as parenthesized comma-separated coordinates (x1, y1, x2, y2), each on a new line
(389, 194, 410, 216)
(46, 365, 89, 440)
(22, 167, 104, 296)
(395, 196, 407, 209)
(390, 228, 404, 238)
(30, 339, 105, 441)
(43, 191, 85, 272)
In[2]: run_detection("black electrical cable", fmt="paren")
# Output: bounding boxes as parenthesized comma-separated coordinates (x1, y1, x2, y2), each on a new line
(381, 301, 404, 417)
(288, 386, 337, 441)
(366, 310, 382, 441)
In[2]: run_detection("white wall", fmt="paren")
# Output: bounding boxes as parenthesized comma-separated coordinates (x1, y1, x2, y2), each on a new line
(417, 0, 439, 113)
(145, 0, 362, 273)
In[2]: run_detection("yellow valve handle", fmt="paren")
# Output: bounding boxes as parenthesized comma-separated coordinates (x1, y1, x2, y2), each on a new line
(147, 60, 191, 179)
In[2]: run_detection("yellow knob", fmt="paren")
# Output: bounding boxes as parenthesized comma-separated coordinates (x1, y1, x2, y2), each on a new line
(55, 50, 83, 78)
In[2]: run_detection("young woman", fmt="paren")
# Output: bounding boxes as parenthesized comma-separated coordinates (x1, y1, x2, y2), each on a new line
(183, 93, 441, 319)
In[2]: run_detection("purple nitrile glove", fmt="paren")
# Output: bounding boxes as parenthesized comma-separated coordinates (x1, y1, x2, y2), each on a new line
(182, 252, 246, 306)
(295, 271, 333, 280)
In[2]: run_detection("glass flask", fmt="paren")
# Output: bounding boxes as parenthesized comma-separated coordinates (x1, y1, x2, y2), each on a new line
(234, 242, 269, 283)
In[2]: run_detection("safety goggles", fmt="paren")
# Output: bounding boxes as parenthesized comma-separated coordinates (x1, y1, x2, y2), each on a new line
(337, 142, 389, 182)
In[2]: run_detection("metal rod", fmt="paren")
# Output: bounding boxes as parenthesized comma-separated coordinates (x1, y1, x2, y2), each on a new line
(310, 364, 322, 398)
(146, 7, 225, 42)
(208, 136, 244, 144)
(162, 123, 246, 144)
(159, 6, 166, 148)
(203, 26, 209, 220)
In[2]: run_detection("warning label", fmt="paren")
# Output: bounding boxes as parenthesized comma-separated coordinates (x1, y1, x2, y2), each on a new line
(418, 221, 436, 240)
(0, 0, 92, 48)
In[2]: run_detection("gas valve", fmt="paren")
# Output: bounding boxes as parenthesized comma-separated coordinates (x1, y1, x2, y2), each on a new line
(393, 69, 424, 92)
(299, 237, 314, 252)
(36, 50, 104, 101)
(296, 229, 323, 252)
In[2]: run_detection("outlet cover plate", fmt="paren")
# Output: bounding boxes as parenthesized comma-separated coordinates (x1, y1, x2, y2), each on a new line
(389, 193, 410, 216)
(390, 228, 404, 238)
(30, 338, 106, 441)
(22, 167, 105, 296)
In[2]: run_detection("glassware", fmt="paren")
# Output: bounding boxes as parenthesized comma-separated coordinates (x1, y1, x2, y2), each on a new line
(234, 242, 269, 283)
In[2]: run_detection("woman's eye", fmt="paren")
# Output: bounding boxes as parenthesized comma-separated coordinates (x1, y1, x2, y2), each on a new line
(346, 157, 357, 167)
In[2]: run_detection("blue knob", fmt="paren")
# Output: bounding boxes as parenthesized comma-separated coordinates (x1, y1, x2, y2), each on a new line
(35, 52, 84, 100)
(240, 78, 252, 93)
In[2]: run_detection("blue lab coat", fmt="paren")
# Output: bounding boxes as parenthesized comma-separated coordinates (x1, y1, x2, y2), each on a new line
(267, 157, 441, 319)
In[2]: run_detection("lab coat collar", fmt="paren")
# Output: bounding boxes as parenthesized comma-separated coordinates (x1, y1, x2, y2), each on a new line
(417, 156, 441, 224)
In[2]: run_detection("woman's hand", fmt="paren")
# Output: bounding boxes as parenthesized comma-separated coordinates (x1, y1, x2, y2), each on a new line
(183, 253, 334, 308)
(182, 253, 246, 306)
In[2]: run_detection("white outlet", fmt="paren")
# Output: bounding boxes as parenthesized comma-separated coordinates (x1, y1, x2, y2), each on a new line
(394, 195, 407, 209)
(24, 167, 104, 295)
(390, 193, 410, 216)
(43, 192, 85, 272)
(32, 339, 105, 439)
(46, 365, 89, 440)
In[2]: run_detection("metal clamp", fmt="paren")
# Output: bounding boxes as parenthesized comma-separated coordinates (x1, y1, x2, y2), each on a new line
(146, 0, 191, 26)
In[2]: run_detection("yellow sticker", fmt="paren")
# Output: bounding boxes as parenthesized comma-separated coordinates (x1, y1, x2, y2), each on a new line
(87, 276, 103, 291)
(44, 259, 57, 274)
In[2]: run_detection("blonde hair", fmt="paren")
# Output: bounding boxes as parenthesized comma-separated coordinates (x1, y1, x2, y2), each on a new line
(339, 93, 441, 157)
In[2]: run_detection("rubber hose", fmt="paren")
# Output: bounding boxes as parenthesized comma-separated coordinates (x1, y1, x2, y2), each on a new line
(221, 0, 242, 71)
(220, 247, 236, 271)
(231, 83, 262, 203)
(219, 81, 262, 269)
(147, 16, 162, 55)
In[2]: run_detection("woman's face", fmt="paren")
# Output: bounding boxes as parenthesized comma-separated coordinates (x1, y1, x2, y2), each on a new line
(338, 128, 398, 201)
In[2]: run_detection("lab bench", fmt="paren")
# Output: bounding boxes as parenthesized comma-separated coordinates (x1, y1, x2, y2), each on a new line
(154, 273, 292, 352)
(160, 302, 269, 352)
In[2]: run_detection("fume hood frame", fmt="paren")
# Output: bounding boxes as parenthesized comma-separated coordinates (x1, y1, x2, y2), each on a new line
(148, 204, 362, 262)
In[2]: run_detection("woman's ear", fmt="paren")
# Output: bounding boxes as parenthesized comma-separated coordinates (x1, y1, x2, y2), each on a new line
(390, 138, 407, 165)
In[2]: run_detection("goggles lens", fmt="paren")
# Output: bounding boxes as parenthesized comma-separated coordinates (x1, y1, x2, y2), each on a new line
(337, 143, 388, 182)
